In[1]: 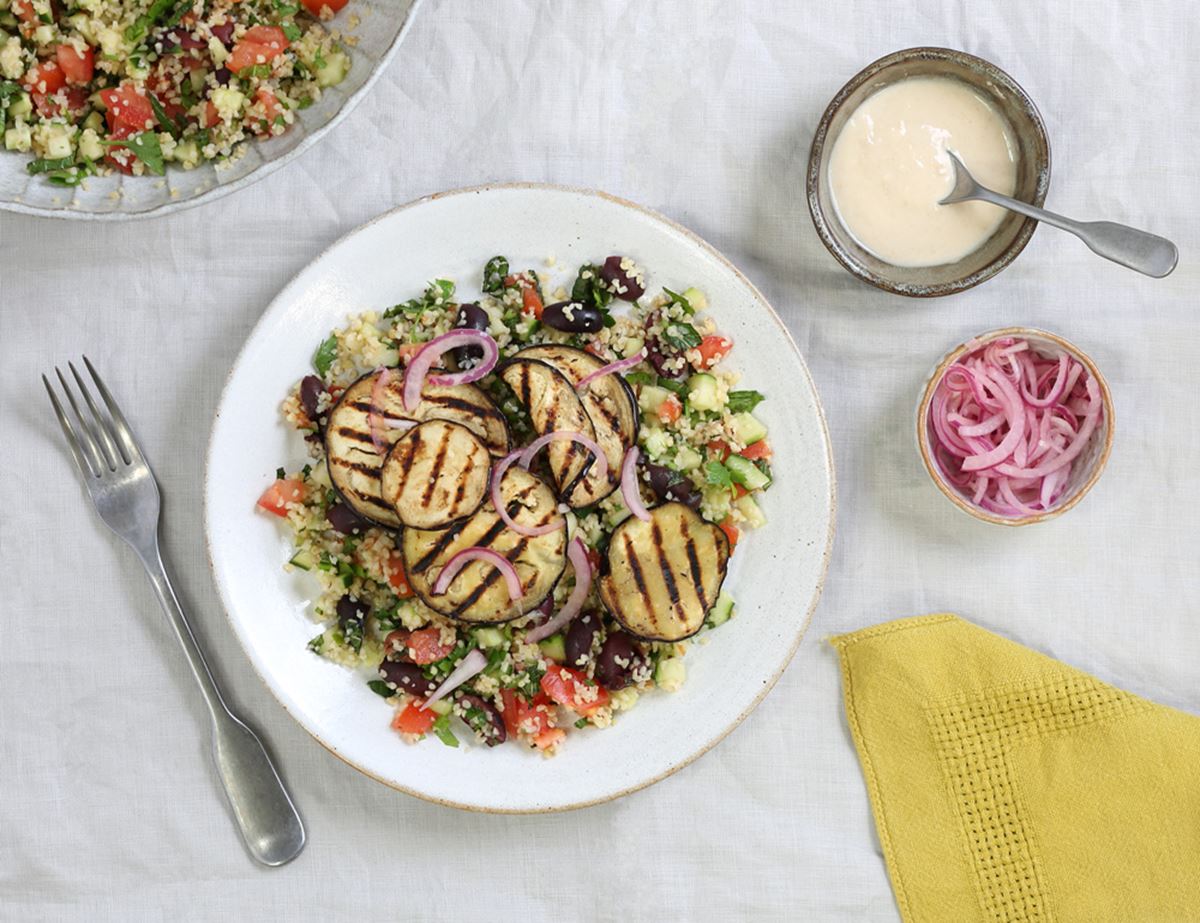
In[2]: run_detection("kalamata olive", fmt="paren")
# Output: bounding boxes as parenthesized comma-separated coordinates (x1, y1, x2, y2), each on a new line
(300, 374, 326, 422)
(565, 611, 601, 668)
(378, 660, 436, 698)
(542, 300, 603, 334)
(337, 595, 369, 629)
(165, 28, 206, 50)
(327, 501, 368, 534)
(596, 631, 641, 690)
(537, 595, 555, 616)
(599, 255, 645, 301)
(456, 693, 506, 747)
(211, 22, 235, 46)
(642, 461, 701, 510)
(646, 340, 686, 379)
(213, 66, 231, 86)
(451, 302, 490, 367)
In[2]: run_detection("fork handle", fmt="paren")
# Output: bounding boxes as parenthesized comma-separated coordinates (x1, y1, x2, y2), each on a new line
(969, 186, 1179, 278)
(138, 543, 306, 867)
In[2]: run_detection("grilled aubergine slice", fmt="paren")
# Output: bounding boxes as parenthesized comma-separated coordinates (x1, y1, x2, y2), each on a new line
(325, 368, 510, 527)
(515, 345, 639, 506)
(402, 466, 566, 623)
(381, 419, 491, 530)
(598, 501, 729, 642)
(497, 357, 597, 507)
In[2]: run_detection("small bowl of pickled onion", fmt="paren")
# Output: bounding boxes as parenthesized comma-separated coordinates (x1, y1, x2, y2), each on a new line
(917, 327, 1114, 526)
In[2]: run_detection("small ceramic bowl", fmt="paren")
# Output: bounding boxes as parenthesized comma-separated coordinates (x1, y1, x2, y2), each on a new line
(807, 47, 1051, 297)
(917, 327, 1114, 526)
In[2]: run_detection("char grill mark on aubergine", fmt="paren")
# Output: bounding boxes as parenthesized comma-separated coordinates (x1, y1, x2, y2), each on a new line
(651, 518, 683, 619)
(681, 514, 708, 611)
(408, 485, 539, 576)
(420, 425, 452, 507)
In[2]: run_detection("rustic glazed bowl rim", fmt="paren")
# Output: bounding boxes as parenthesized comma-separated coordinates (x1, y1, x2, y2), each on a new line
(806, 46, 1052, 298)
(916, 326, 1115, 526)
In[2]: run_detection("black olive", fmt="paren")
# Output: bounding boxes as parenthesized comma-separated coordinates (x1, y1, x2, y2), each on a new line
(595, 631, 641, 690)
(337, 595, 369, 629)
(542, 300, 603, 334)
(327, 501, 369, 534)
(451, 302, 490, 368)
(642, 461, 702, 510)
(456, 693, 506, 746)
(378, 660, 436, 698)
(299, 375, 326, 422)
(565, 611, 601, 668)
(599, 255, 645, 301)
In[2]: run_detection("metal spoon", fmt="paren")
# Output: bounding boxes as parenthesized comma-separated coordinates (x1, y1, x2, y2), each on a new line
(940, 151, 1178, 278)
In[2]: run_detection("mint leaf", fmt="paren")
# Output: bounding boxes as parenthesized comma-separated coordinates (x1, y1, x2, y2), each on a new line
(727, 390, 765, 413)
(661, 321, 701, 351)
(367, 680, 393, 698)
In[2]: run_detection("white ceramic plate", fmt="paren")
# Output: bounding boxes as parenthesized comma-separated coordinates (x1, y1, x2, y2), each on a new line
(205, 184, 835, 812)
(0, 0, 420, 220)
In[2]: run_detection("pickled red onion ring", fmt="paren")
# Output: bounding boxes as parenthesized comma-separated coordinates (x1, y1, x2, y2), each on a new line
(490, 449, 565, 537)
(928, 337, 1103, 517)
(402, 330, 499, 411)
(519, 430, 609, 482)
(432, 547, 523, 602)
(525, 539, 592, 643)
(368, 368, 392, 455)
(620, 446, 651, 521)
(576, 351, 645, 391)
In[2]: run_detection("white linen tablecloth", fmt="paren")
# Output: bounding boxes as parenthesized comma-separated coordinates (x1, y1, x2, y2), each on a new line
(3, 2, 1199, 919)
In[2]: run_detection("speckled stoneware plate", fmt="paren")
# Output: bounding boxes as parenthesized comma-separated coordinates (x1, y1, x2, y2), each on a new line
(0, 0, 420, 221)
(205, 184, 835, 812)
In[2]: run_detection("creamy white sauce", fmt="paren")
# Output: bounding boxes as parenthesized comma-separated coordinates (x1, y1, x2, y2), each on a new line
(828, 76, 1018, 268)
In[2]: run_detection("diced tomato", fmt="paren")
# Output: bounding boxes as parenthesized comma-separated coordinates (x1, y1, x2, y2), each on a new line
(396, 342, 424, 363)
(719, 517, 740, 549)
(99, 85, 155, 135)
(520, 279, 543, 320)
(739, 440, 772, 461)
(104, 146, 135, 175)
(540, 666, 610, 716)
(392, 702, 435, 735)
(201, 100, 221, 129)
(300, 0, 348, 14)
(23, 61, 65, 95)
(227, 26, 289, 74)
(584, 341, 608, 359)
(31, 85, 86, 119)
(383, 630, 410, 654)
(533, 727, 566, 750)
(406, 627, 451, 665)
(248, 87, 282, 136)
(13, 0, 37, 23)
(257, 478, 306, 516)
(584, 545, 602, 576)
(385, 551, 413, 597)
(657, 394, 682, 424)
(693, 335, 733, 369)
(516, 692, 554, 736)
(733, 483, 749, 499)
(707, 439, 731, 461)
(55, 43, 93, 85)
(499, 689, 522, 737)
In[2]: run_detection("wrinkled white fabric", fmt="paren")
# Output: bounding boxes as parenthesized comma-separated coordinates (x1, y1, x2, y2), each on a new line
(2, 2, 1199, 920)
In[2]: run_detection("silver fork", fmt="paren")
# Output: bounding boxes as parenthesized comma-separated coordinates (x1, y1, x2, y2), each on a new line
(43, 358, 305, 867)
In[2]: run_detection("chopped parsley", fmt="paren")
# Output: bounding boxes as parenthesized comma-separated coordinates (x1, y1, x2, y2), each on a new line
(727, 390, 765, 413)
(366, 680, 394, 698)
(100, 132, 165, 176)
(482, 256, 508, 294)
(312, 334, 338, 376)
(704, 460, 733, 490)
(661, 321, 701, 351)
(384, 279, 456, 318)
(432, 714, 459, 748)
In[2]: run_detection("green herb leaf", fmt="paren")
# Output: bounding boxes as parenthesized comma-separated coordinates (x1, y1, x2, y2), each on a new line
(282, 22, 301, 41)
(275, 466, 286, 480)
(727, 390, 765, 414)
(296, 95, 314, 109)
(102, 132, 165, 176)
(383, 279, 457, 318)
(367, 680, 394, 698)
(432, 714, 459, 747)
(482, 256, 508, 294)
(574, 717, 589, 729)
(625, 371, 656, 388)
(148, 91, 182, 138)
(704, 460, 733, 490)
(656, 376, 688, 398)
(571, 263, 614, 312)
(25, 156, 74, 176)
(124, 0, 177, 43)
(663, 287, 695, 315)
(661, 321, 701, 351)
(752, 458, 772, 485)
(312, 334, 338, 376)
(307, 632, 325, 653)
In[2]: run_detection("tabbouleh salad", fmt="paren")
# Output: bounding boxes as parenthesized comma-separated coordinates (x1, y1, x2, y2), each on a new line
(258, 254, 775, 755)
(0, 0, 351, 185)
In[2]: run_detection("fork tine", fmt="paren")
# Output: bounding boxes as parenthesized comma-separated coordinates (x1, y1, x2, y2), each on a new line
(82, 356, 143, 464)
(69, 361, 127, 467)
(43, 374, 98, 479)
(55, 366, 107, 474)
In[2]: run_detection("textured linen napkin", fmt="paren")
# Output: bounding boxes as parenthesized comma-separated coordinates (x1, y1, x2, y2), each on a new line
(831, 614, 1200, 923)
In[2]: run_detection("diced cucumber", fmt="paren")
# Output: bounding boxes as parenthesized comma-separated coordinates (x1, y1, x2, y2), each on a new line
(429, 699, 452, 716)
(682, 287, 707, 310)
(675, 445, 702, 472)
(316, 50, 349, 88)
(707, 591, 735, 627)
(701, 484, 731, 522)
(655, 656, 686, 691)
(538, 634, 565, 662)
(77, 128, 103, 161)
(726, 455, 769, 491)
(735, 494, 767, 529)
(641, 427, 672, 460)
(605, 503, 631, 528)
(638, 384, 671, 416)
(8, 90, 31, 119)
(687, 373, 721, 412)
(288, 548, 317, 571)
(171, 138, 200, 169)
(730, 411, 767, 446)
(474, 627, 505, 649)
(82, 109, 102, 133)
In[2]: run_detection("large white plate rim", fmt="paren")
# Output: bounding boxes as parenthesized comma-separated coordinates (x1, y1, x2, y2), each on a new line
(204, 182, 836, 812)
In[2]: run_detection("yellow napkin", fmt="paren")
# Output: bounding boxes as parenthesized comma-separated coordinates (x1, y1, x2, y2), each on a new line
(831, 614, 1200, 923)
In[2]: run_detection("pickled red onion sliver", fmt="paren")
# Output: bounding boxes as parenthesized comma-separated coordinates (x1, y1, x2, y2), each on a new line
(524, 539, 592, 643)
(519, 430, 609, 482)
(928, 337, 1103, 517)
(368, 367, 392, 455)
(402, 330, 499, 411)
(576, 350, 645, 392)
(420, 649, 487, 711)
(432, 546, 523, 603)
(490, 449, 564, 537)
(620, 446, 651, 522)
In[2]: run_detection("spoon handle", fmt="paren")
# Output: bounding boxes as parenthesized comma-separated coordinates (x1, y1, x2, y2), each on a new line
(971, 186, 1179, 278)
